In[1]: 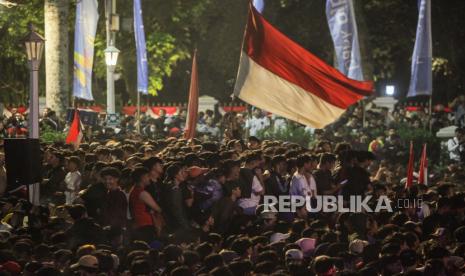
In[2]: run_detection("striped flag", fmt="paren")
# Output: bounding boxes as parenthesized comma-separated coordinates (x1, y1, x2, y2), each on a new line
(66, 110, 83, 149)
(134, 0, 148, 94)
(418, 144, 428, 185)
(184, 50, 199, 140)
(72, 0, 99, 101)
(407, 0, 432, 97)
(405, 141, 415, 189)
(233, 4, 373, 128)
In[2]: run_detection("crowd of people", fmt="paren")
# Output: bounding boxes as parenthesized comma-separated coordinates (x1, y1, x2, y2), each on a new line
(0, 97, 463, 275)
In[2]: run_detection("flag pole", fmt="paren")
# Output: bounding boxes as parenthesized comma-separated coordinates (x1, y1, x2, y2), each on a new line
(429, 95, 433, 132)
(137, 91, 141, 134)
(362, 100, 366, 128)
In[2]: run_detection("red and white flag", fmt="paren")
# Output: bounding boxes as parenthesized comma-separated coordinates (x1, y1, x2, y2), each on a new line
(418, 144, 428, 185)
(233, 4, 373, 128)
(184, 50, 199, 140)
(405, 141, 415, 189)
(66, 109, 83, 149)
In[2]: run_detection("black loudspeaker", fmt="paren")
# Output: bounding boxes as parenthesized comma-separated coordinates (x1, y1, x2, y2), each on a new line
(4, 139, 42, 192)
(66, 108, 99, 126)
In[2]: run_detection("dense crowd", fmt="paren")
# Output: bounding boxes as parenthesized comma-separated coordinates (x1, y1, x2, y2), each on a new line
(0, 96, 463, 275)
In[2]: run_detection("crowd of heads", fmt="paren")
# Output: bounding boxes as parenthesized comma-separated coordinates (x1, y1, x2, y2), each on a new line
(0, 97, 463, 275)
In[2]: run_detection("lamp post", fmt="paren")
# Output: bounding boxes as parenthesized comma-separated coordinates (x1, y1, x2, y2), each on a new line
(104, 45, 119, 115)
(24, 24, 45, 139)
(105, 0, 119, 117)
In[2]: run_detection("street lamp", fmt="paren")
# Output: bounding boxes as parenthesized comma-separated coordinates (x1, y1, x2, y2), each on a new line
(105, 45, 119, 115)
(385, 85, 395, 96)
(24, 24, 45, 139)
(104, 45, 119, 67)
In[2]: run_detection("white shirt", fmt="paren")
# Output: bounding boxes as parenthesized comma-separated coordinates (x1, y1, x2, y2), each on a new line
(245, 116, 270, 137)
(238, 176, 263, 209)
(65, 171, 81, 192)
(290, 172, 317, 197)
(448, 137, 463, 161)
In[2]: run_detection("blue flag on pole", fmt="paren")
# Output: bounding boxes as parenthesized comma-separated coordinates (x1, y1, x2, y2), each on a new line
(253, 0, 265, 14)
(326, 0, 364, 81)
(134, 0, 148, 94)
(72, 0, 99, 101)
(407, 0, 432, 97)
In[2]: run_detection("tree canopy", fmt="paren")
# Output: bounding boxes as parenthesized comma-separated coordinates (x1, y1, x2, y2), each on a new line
(1, 0, 465, 106)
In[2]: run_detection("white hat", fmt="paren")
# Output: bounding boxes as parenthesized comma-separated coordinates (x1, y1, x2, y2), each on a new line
(270, 232, 290, 244)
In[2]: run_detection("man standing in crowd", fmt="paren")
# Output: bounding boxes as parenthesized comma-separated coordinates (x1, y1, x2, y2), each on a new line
(143, 157, 164, 205)
(313, 153, 338, 195)
(42, 150, 66, 202)
(448, 127, 465, 162)
(290, 155, 317, 198)
(160, 163, 190, 231)
(238, 152, 264, 216)
(101, 167, 127, 228)
(341, 151, 375, 199)
(265, 155, 288, 197)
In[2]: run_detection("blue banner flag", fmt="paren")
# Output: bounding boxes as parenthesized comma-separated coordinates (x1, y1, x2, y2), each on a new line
(72, 0, 99, 101)
(407, 0, 432, 97)
(326, 0, 364, 81)
(253, 0, 265, 13)
(134, 0, 148, 94)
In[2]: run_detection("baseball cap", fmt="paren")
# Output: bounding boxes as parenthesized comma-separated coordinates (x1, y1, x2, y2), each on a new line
(285, 249, 303, 261)
(270, 232, 290, 244)
(71, 255, 99, 272)
(187, 166, 209, 178)
(295, 238, 316, 257)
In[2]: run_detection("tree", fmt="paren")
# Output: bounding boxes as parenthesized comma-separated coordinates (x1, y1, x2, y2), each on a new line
(44, 0, 70, 117)
(0, 2, 43, 105)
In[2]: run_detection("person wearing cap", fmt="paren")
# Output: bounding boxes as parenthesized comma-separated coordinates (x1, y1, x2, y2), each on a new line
(71, 254, 99, 275)
(285, 248, 303, 265)
(129, 166, 163, 242)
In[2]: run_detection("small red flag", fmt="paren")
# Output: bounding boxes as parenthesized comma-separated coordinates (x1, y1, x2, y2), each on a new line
(66, 109, 83, 149)
(405, 141, 415, 189)
(418, 144, 428, 185)
(184, 50, 199, 140)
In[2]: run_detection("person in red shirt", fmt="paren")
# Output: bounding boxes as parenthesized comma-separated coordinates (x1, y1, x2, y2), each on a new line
(129, 166, 162, 242)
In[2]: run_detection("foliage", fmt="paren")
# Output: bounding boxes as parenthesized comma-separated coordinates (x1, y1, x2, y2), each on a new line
(395, 122, 437, 146)
(40, 124, 66, 144)
(2, 0, 465, 106)
(256, 123, 313, 148)
(0, 2, 44, 104)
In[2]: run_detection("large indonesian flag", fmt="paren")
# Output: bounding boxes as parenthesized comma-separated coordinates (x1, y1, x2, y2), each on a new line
(234, 4, 374, 128)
